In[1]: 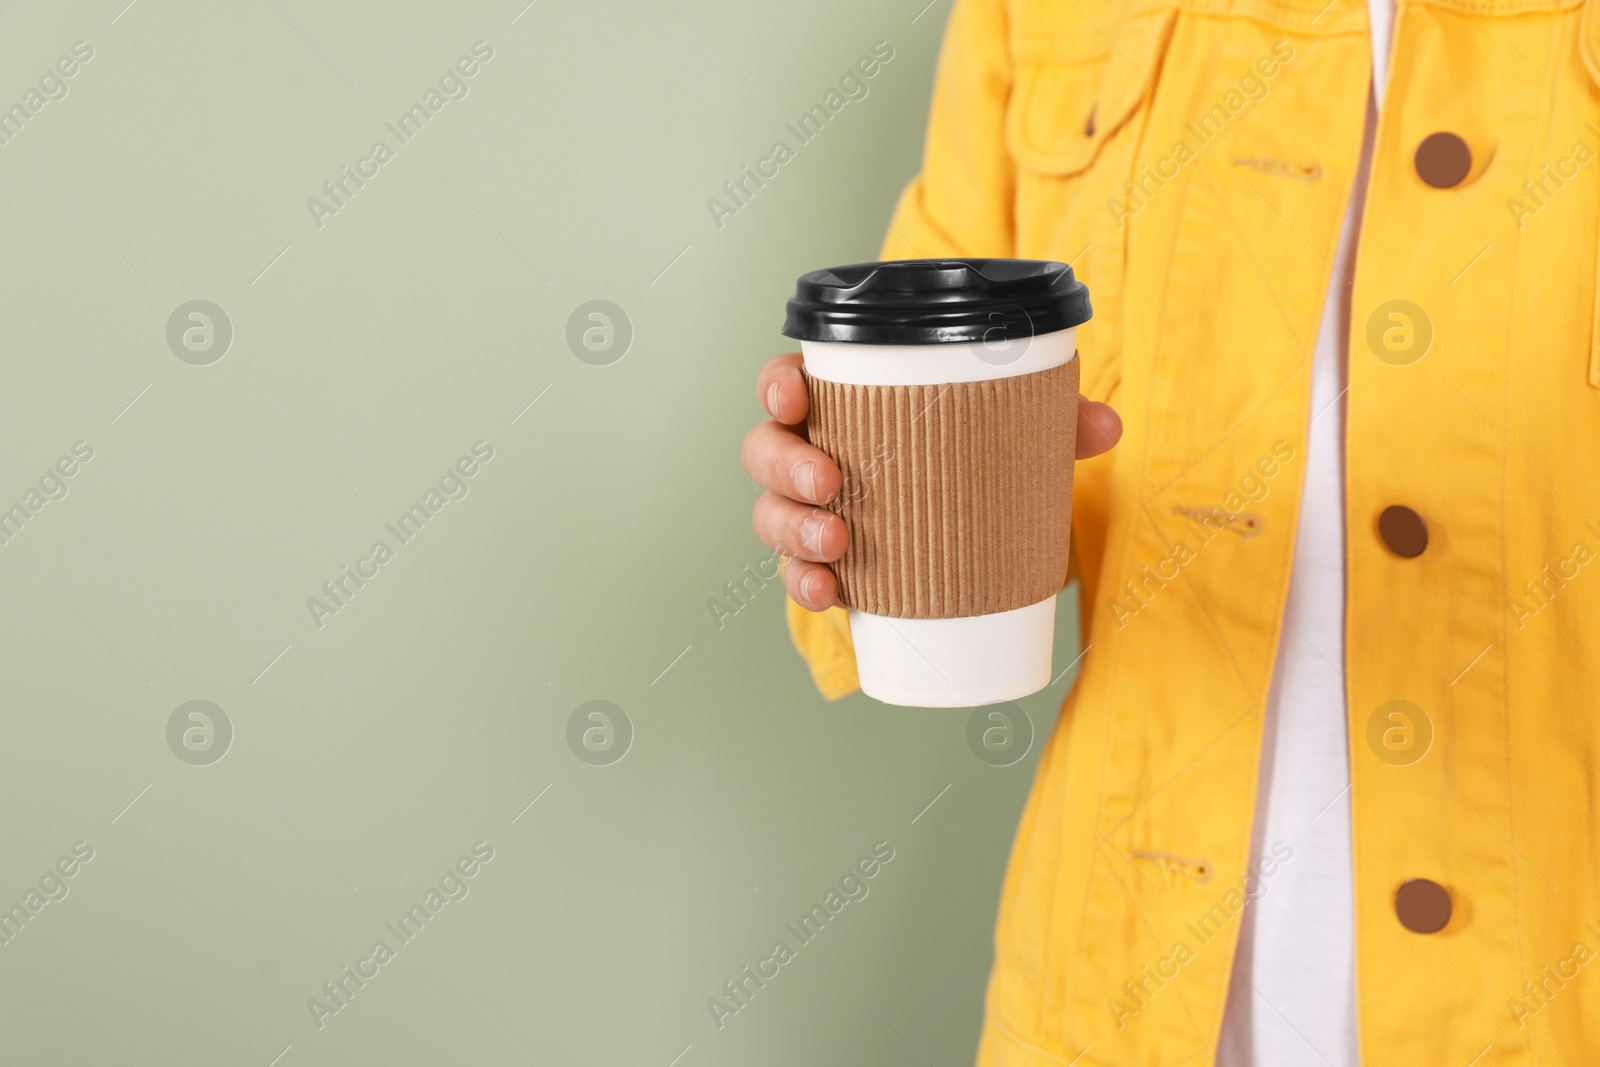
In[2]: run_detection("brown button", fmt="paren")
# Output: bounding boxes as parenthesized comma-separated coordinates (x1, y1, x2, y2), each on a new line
(1378, 505, 1428, 558)
(1415, 132, 1472, 188)
(1395, 878, 1452, 933)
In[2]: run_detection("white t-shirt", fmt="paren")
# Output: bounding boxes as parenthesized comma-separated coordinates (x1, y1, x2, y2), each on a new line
(1215, 2, 1391, 1064)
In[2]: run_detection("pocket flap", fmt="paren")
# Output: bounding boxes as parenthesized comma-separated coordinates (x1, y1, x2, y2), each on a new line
(1006, 8, 1178, 176)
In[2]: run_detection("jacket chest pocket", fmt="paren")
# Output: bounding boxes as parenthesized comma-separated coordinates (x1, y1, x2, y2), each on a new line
(1006, 8, 1177, 178)
(1004, 7, 1178, 399)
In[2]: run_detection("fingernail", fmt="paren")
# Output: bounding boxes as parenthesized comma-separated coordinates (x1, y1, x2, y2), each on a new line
(802, 570, 822, 605)
(766, 382, 782, 419)
(801, 514, 827, 555)
(793, 462, 816, 502)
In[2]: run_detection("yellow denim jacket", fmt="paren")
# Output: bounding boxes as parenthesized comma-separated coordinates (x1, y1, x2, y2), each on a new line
(787, 0, 1600, 1061)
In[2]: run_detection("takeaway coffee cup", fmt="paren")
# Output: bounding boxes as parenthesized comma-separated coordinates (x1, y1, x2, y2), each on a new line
(782, 259, 1092, 708)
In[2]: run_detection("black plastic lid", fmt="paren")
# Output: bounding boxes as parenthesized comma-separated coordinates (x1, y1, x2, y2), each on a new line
(782, 258, 1091, 345)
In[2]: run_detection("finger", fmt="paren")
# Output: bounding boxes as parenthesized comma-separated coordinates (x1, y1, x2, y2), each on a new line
(756, 352, 809, 425)
(1076, 399, 1123, 459)
(752, 492, 850, 562)
(784, 557, 840, 612)
(741, 420, 842, 505)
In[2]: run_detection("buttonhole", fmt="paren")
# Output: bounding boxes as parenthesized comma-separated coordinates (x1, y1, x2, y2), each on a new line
(1131, 849, 1214, 885)
(1231, 156, 1322, 181)
(1173, 506, 1264, 537)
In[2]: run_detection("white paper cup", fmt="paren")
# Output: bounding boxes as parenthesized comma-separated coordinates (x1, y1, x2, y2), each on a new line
(783, 259, 1091, 709)
(801, 327, 1077, 707)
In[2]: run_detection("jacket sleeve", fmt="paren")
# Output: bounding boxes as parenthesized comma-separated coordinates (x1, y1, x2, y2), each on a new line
(786, 0, 1015, 701)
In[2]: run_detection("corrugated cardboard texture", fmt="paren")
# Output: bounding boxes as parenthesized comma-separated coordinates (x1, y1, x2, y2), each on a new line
(804, 358, 1079, 619)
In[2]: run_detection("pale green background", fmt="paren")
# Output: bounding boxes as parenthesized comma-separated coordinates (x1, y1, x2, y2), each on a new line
(0, 2, 1086, 1064)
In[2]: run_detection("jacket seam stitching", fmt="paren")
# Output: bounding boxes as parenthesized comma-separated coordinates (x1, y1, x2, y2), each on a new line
(1066, 1, 1199, 1038)
(1498, 12, 1558, 1061)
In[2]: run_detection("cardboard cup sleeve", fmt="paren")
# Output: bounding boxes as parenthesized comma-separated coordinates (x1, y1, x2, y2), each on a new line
(804, 357, 1079, 620)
